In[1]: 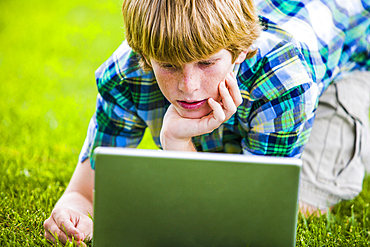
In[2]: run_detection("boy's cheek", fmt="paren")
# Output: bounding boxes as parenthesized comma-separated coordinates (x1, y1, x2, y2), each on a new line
(212, 94, 223, 105)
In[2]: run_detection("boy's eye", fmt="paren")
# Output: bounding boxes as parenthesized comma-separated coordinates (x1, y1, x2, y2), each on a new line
(160, 63, 177, 69)
(198, 60, 215, 67)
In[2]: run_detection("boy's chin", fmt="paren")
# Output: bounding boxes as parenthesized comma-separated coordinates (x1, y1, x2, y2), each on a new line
(177, 108, 213, 119)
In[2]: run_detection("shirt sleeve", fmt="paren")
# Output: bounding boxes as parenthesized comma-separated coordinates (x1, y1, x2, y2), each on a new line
(237, 42, 319, 158)
(79, 42, 149, 169)
(79, 94, 147, 169)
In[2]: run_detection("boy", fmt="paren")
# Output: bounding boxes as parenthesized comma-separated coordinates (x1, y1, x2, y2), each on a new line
(44, 0, 370, 244)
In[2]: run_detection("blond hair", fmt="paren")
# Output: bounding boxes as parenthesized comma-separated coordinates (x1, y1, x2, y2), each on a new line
(122, 0, 261, 70)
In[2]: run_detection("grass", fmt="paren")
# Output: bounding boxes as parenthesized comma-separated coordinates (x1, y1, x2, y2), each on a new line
(0, 0, 369, 246)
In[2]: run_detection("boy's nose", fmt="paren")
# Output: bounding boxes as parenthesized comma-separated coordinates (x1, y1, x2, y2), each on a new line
(178, 68, 200, 94)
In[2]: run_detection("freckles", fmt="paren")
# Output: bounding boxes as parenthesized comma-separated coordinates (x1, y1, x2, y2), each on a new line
(156, 72, 174, 88)
(156, 74, 179, 100)
(202, 71, 224, 90)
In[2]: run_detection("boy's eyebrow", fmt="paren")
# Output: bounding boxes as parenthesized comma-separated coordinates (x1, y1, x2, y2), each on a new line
(199, 55, 222, 62)
(200, 57, 220, 61)
(158, 57, 220, 65)
(158, 61, 178, 66)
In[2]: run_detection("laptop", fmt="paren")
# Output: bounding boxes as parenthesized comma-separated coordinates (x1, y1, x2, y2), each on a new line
(93, 147, 301, 247)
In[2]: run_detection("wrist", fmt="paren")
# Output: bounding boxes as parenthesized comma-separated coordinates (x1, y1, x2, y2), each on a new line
(55, 191, 94, 216)
(160, 131, 196, 152)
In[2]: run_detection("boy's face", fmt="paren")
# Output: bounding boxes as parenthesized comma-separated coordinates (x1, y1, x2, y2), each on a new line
(150, 49, 246, 119)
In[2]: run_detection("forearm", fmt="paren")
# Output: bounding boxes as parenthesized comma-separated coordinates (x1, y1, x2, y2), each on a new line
(53, 158, 95, 216)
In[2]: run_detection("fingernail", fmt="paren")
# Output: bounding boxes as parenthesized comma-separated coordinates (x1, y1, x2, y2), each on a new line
(78, 241, 87, 247)
(76, 233, 84, 240)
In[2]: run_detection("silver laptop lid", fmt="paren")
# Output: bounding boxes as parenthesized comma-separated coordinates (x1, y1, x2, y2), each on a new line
(93, 147, 301, 247)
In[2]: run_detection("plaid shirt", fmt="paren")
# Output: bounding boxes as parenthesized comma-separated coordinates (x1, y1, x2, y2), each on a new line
(80, 0, 370, 169)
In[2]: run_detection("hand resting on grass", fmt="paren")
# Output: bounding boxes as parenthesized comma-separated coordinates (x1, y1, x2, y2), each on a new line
(44, 159, 94, 245)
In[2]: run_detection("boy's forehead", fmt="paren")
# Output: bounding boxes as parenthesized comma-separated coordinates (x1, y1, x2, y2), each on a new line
(151, 49, 228, 64)
(123, 0, 260, 71)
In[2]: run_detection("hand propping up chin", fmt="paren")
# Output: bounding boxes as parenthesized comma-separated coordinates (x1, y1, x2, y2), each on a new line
(160, 72, 242, 151)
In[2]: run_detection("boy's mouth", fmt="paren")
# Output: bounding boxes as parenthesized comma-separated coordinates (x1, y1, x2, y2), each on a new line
(177, 99, 207, 110)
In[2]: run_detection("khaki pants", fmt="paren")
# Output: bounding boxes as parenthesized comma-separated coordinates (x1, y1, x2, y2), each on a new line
(299, 71, 370, 209)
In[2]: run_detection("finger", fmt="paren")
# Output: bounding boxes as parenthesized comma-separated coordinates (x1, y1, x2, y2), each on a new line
(75, 214, 94, 241)
(203, 98, 225, 131)
(45, 230, 57, 244)
(225, 72, 242, 106)
(209, 98, 225, 121)
(44, 222, 71, 244)
(52, 210, 84, 241)
(76, 240, 87, 247)
(219, 80, 237, 119)
(46, 224, 85, 245)
(44, 217, 69, 244)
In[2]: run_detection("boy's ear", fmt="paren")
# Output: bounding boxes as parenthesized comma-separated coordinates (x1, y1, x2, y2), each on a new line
(234, 50, 249, 64)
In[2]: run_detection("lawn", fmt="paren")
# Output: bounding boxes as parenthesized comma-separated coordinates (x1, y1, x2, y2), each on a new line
(0, 0, 370, 246)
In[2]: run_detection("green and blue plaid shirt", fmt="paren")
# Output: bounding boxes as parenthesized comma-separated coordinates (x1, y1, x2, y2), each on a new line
(80, 0, 370, 169)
